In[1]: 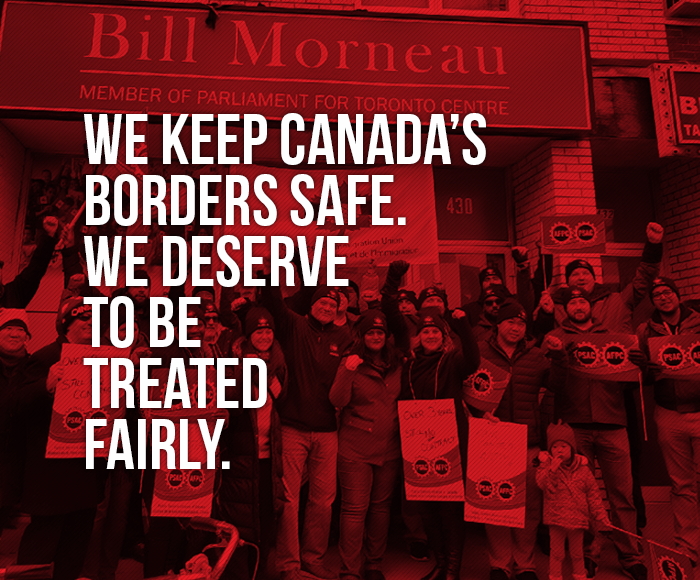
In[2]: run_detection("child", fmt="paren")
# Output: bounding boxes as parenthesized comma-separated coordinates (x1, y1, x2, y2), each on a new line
(537, 421, 611, 580)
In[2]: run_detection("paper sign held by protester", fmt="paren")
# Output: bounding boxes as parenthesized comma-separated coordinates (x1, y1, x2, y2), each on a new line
(216, 164, 438, 266)
(398, 399, 464, 502)
(648, 335, 700, 380)
(540, 215, 606, 253)
(46, 343, 126, 459)
(464, 358, 511, 414)
(567, 333, 640, 382)
(645, 540, 694, 580)
(464, 418, 527, 528)
(151, 420, 216, 518)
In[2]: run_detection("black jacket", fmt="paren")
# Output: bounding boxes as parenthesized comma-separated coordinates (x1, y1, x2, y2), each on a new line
(260, 284, 353, 432)
(1, 234, 57, 309)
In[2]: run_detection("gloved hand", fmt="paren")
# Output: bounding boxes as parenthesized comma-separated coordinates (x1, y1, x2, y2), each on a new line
(388, 260, 411, 280)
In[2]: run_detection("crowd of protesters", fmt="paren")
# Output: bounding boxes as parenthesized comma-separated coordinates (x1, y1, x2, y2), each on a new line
(0, 185, 699, 580)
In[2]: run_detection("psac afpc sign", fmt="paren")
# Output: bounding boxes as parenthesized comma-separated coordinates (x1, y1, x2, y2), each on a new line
(0, 1, 592, 130)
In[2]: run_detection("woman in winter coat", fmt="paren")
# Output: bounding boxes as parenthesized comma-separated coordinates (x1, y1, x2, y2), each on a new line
(329, 310, 407, 580)
(399, 306, 480, 580)
(536, 422, 611, 580)
(216, 307, 287, 580)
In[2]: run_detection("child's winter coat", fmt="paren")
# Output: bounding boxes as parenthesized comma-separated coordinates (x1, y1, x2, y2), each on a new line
(536, 452, 611, 530)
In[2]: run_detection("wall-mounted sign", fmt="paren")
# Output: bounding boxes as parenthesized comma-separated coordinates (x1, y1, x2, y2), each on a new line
(650, 63, 700, 157)
(0, 1, 592, 130)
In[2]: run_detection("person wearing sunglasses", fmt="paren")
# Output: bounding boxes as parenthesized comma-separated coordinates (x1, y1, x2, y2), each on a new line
(637, 277, 700, 568)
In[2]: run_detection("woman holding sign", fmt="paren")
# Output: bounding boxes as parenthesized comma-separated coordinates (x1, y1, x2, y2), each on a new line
(398, 305, 480, 580)
(329, 310, 408, 580)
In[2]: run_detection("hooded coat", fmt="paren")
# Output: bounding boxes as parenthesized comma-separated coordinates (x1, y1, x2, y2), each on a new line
(536, 452, 610, 530)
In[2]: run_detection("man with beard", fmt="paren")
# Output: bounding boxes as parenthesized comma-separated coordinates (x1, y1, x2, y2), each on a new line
(637, 278, 700, 568)
(473, 285, 509, 341)
(0, 309, 32, 533)
(546, 288, 648, 580)
(259, 283, 353, 580)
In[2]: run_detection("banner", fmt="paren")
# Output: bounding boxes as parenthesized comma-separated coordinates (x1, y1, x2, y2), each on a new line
(464, 418, 528, 528)
(540, 215, 606, 253)
(46, 344, 126, 459)
(463, 357, 511, 414)
(398, 399, 464, 502)
(148, 368, 226, 517)
(567, 333, 640, 381)
(151, 421, 217, 518)
(648, 335, 700, 380)
(0, 2, 592, 130)
(646, 541, 694, 580)
(217, 164, 439, 266)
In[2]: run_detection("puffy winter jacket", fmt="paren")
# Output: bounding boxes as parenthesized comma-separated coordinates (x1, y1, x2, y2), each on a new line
(330, 359, 402, 465)
(637, 305, 700, 413)
(537, 452, 610, 530)
(476, 336, 567, 447)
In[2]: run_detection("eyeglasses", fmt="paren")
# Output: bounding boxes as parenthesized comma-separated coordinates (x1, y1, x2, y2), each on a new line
(205, 315, 219, 324)
(652, 289, 675, 300)
(484, 299, 502, 307)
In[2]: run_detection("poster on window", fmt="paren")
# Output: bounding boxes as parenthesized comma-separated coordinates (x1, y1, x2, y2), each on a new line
(216, 164, 439, 266)
(540, 215, 606, 253)
(464, 418, 528, 528)
(46, 343, 126, 459)
(398, 399, 464, 502)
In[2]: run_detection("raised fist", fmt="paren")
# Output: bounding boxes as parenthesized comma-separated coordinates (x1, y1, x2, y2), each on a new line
(539, 291, 555, 315)
(43, 216, 59, 238)
(388, 260, 411, 280)
(511, 246, 529, 264)
(452, 309, 466, 320)
(345, 354, 363, 371)
(542, 334, 563, 353)
(646, 222, 664, 244)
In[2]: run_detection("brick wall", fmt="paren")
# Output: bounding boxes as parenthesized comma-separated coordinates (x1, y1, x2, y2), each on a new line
(512, 139, 599, 285)
(658, 158, 700, 298)
(522, 0, 668, 61)
(666, 25, 700, 62)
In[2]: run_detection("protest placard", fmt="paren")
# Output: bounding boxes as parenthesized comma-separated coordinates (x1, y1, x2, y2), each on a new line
(398, 399, 464, 502)
(46, 343, 125, 459)
(648, 335, 700, 380)
(567, 333, 640, 381)
(464, 418, 528, 528)
(541, 215, 606, 253)
(464, 358, 511, 414)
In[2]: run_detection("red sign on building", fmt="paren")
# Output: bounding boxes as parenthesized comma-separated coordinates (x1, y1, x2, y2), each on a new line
(0, 1, 592, 130)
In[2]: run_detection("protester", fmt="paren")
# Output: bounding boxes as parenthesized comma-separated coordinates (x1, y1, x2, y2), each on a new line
(472, 285, 509, 342)
(472, 300, 567, 580)
(15, 298, 106, 580)
(399, 305, 480, 580)
(0, 309, 32, 532)
(330, 310, 407, 580)
(259, 282, 353, 580)
(546, 288, 648, 580)
(217, 307, 287, 580)
(637, 277, 700, 567)
(536, 421, 611, 580)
